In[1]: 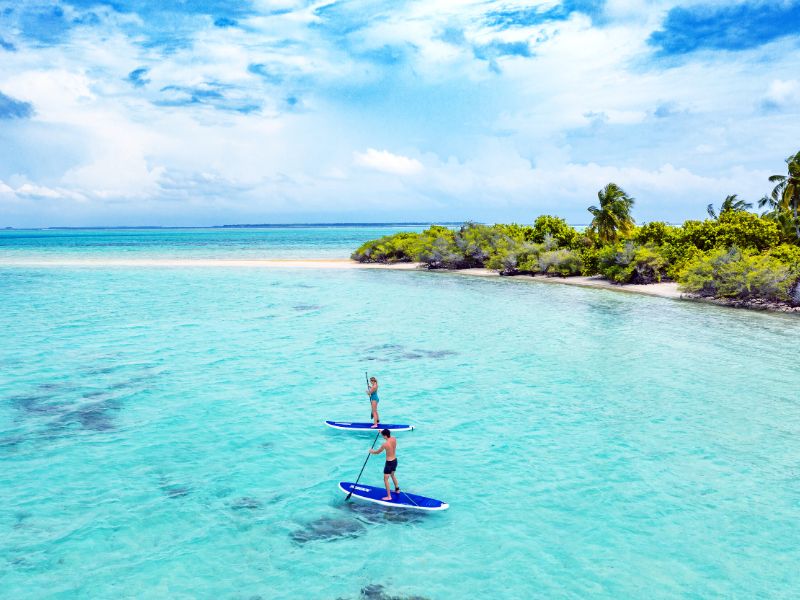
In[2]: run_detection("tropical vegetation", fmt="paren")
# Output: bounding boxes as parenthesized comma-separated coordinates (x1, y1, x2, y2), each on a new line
(352, 151, 800, 308)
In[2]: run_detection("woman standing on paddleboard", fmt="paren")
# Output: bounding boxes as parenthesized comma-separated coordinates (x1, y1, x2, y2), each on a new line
(367, 376, 380, 428)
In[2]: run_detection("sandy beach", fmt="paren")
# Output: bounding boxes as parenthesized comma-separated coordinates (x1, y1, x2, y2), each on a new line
(441, 267, 683, 298)
(0, 257, 420, 269)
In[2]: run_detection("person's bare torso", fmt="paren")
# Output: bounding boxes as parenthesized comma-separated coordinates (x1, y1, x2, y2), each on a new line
(384, 437, 397, 460)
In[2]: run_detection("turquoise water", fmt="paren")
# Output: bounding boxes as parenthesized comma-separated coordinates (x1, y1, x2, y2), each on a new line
(0, 226, 427, 260)
(1, 231, 800, 599)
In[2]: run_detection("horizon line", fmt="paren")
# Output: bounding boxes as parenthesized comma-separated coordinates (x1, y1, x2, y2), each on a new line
(2, 221, 598, 230)
(2, 222, 462, 230)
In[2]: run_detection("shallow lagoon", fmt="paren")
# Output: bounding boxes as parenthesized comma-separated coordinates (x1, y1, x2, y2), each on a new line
(0, 226, 425, 260)
(1, 265, 799, 599)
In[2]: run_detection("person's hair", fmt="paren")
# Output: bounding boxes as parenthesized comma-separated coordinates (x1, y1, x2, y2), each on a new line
(381, 429, 391, 437)
(370, 377, 377, 383)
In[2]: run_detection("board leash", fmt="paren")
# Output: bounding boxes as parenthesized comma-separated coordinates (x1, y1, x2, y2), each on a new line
(399, 490, 420, 508)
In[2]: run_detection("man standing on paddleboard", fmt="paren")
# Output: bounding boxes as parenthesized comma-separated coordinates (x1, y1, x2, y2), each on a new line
(369, 429, 400, 501)
(367, 376, 380, 428)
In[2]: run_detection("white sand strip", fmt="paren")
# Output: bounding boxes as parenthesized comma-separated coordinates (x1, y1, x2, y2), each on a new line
(442, 268, 683, 299)
(0, 258, 421, 269)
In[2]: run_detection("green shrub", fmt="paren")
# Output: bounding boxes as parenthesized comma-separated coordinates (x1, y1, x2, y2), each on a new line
(494, 223, 534, 243)
(529, 215, 581, 248)
(484, 236, 521, 273)
(678, 247, 794, 301)
(351, 232, 419, 263)
(598, 242, 669, 284)
(674, 219, 719, 251)
(537, 249, 583, 277)
(767, 245, 800, 304)
(767, 244, 800, 272)
(655, 213, 780, 276)
(714, 211, 780, 251)
(579, 246, 601, 275)
(670, 213, 779, 252)
(459, 222, 536, 267)
(663, 244, 703, 280)
(453, 222, 499, 267)
(633, 221, 678, 246)
(486, 239, 543, 275)
(415, 226, 462, 268)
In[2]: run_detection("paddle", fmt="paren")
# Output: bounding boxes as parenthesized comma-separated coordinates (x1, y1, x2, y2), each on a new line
(367, 371, 372, 420)
(347, 372, 380, 501)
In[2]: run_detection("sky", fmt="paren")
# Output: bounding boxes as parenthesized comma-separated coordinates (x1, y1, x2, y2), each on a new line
(0, 0, 799, 227)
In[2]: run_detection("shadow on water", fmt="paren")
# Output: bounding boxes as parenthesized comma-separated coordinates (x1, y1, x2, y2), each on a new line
(13, 512, 31, 530)
(0, 435, 26, 451)
(290, 501, 427, 545)
(46, 391, 123, 433)
(364, 344, 457, 362)
(66, 399, 121, 431)
(340, 501, 426, 525)
(156, 474, 192, 499)
(9, 394, 62, 415)
(160, 483, 192, 499)
(293, 304, 322, 312)
(83, 365, 120, 376)
(37, 382, 67, 391)
(230, 496, 263, 511)
(107, 372, 156, 390)
(7, 391, 121, 443)
(336, 584, 432, 600)
(290, 515, 366, 544)
(8, 368, 161, 438)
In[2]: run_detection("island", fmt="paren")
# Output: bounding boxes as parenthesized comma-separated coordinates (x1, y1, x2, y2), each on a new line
(352, 152, 800, 313)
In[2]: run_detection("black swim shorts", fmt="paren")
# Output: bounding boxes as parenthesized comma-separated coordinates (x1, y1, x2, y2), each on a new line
(383, 458, 397, 474)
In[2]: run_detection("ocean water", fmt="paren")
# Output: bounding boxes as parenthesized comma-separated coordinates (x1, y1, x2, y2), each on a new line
(1, 229, 799, 599)
(0, 226, 427, 260)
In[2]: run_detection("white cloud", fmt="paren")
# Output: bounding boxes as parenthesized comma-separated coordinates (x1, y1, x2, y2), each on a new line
(762, 79, 800, 110)
(0, 180, 15, 196)
(353, 149, 424, 175)
(14, 182, 86, 201)
(0, 0, 798, 227)
(16, 183, 63, 199)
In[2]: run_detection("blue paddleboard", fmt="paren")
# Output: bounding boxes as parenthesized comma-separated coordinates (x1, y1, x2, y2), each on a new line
(339, 482, 449, 511)
(325, 420, 414, 432)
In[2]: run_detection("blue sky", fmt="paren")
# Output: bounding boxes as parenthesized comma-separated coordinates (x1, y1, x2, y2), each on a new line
(0, 0, 799, 226)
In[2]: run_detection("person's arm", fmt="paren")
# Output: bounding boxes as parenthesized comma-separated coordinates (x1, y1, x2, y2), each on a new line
(369, 443, 386, 455)
(367, 383, 377, 395)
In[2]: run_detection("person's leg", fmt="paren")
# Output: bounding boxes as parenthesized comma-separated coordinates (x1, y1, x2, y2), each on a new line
(390, 472, 399, 492)
(371, 401, 379, 428)
(382, 474, 392, 500)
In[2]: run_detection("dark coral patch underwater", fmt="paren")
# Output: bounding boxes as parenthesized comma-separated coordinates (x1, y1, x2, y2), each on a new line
(290, 515, 365, 544)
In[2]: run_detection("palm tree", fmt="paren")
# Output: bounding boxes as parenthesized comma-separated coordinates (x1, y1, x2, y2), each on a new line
(764, 150, 800, 239)
(588, 183, 635, 243)
(759, 194, 799, 240)
(707, 194, 753, 219)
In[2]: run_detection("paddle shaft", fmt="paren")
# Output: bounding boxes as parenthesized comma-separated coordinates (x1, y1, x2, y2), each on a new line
(366, 370, 373, 420)
(346, 372, 379, 501)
